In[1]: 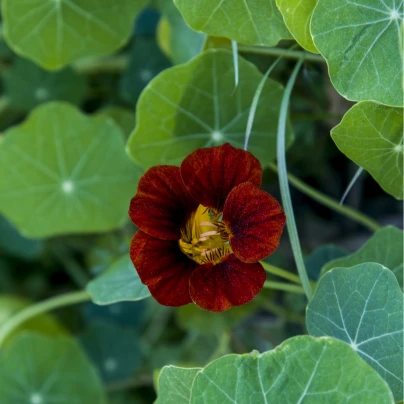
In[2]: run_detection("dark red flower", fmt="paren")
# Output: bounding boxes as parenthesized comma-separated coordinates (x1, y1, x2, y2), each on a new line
(129, 144, 286, 312)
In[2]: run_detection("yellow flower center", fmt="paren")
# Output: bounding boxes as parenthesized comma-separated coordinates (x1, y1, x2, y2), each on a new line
(179, 205, 232, 265)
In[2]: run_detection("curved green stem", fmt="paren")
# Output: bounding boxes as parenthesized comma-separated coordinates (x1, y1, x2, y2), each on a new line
(260, 261, 302, 284)
(0, 290, 91, 347)
(238, 45, 325, 64)
(263, 281, 305, 294)
(269, 163, 381, 232)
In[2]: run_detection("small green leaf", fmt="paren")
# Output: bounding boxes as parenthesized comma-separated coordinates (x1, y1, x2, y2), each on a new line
(276, 0, 319, 53)
(331, 102, 403, 199)
(311, 0, 403, 106)
(0, 333, 106, 403)
(189, 336, 394, 403)
(174, 0, 292, 46)
(127, 49, 294, 169)
(321, 226, 403, 283)
(2, 0, 147, 70)
(156, 366, 201, 404)
(307, 263, 403, 401)
(0, 102, 139, 238)
(3, 58, 87, 111)
(79, 321, 143, 383)
(87, 254, 150, 305)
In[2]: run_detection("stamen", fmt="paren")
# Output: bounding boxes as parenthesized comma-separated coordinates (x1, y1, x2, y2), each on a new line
(199, 230, 219, 238)
(200, 222, 218, 228)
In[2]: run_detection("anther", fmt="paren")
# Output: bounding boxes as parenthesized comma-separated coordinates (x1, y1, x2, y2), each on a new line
(200, 222, 218, 228)
(200, 230, 219, 238)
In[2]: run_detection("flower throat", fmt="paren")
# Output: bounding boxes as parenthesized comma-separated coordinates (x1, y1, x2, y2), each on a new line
(179, 205, 232, 265)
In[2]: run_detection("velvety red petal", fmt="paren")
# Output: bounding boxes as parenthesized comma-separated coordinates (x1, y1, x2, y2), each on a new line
(129, 165, 197, 240)
(189, 255, 266, 312)
(180, 143, 262, 211)
(223, 182, 286, 263)
(130, 231, 197, 307)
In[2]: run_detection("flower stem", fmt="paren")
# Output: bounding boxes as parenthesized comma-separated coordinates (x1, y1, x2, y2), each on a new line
(238, 45, 325, 64)
(0, 290, 91, 347)
(263, 281, 305, 294)
(260, 261, 302, 284)
(276, 55, 313, 300)
(269, 163, 381, 232)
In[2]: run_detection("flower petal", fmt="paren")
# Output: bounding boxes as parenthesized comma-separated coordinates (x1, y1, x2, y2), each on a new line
(189, 255, 266, 312)
(130, 231, 196, 306)
(223, 182, 286, 263)
(180, 143, 262, 211)
(129, 165, 197, 240)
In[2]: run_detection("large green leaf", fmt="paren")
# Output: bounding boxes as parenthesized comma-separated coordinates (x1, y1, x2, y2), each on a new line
(0, 333, 106, 403)
(3, 58, 87, 111)
(331, 102, 403, 199)
(2, 0, 147, 70)
(127, 49, 294, 168)
(187, 336, 394, 403)
(311, 0, 403, 106)
(307, 263, 403, 401)
(0, 102, 139, 238)
(322, 226, 403, 281)
(276, 0, 319, 53)
(174, 0, 292, 46)
(87, 254, 150, 305)
(156, 366, 201, 404)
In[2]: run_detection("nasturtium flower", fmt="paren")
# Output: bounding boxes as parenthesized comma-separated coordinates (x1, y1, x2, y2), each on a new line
(129, 144, 286, 312)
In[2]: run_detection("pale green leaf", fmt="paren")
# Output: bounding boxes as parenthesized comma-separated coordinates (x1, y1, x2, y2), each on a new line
(0, 102, 139, 238)
(331, 102, 403, 199)
(156, 366, 201, 404)
(2, 0, 147, 70)
(307, 263, 403, 401)
(87, 254, 150, 305)
(174, 0, 292, 46)
(276, 0, 319, 53)
(190, 336, 394, 403)
(127, 49, 294, 168)
(311, 0, 403, 106)
(322, 226, 403, 280)
(0, 333, 106, 403)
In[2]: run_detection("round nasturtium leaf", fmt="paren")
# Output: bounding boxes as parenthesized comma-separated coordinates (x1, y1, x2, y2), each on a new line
(174, 0, 292, 46)
(331, 102, 403, 199)
(1, 0, 147, 70)
(311, 0, 403, 106)
(0, 333, 106, 404)
(0, 102, 140, 238)
(87, 254, 150, 305)
(127, 49, 294, 169)
(276, 0, 319, 53)
(2, 58, 87, 111)
(187, 336, 394, 403)
(95, 106, 136, 139)
(307, 263, 403, 402)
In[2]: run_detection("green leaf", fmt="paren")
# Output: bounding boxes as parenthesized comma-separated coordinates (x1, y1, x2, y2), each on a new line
(157, 0, 205, 65)
(276, 0, 319, 53)
(87, 254, 150, 305)
(307, 263, 403, 401)
(95, 106, 136, 139)
(156, 366, 201, 404)
(3, 58, 87, 111)
(2, 0, 147, 70)
(331, 102, 403, 199)
(321, 226, 403, 284)
(0, 332, 106, 403)
(311, 0, 403, 106)
(127, 49, 294, 169)
(79, 321, 143, 383)
(0, 102, 139, 238)
(174, 0, 292, 46)
(189, 336, 394, 403)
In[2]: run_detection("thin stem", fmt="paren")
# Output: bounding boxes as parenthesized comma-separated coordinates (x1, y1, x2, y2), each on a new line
(269, 163, 381, 232)
(238, 45, 325, 64)
(0, 290, 91, 347)
(261, 300, 306, 325)
(260, 261, 301, 284)
(340, 166, 364, 205)
(263, 281, 305, 294)
(73, 55, 129, 75)
(276, 55, 313, 300)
